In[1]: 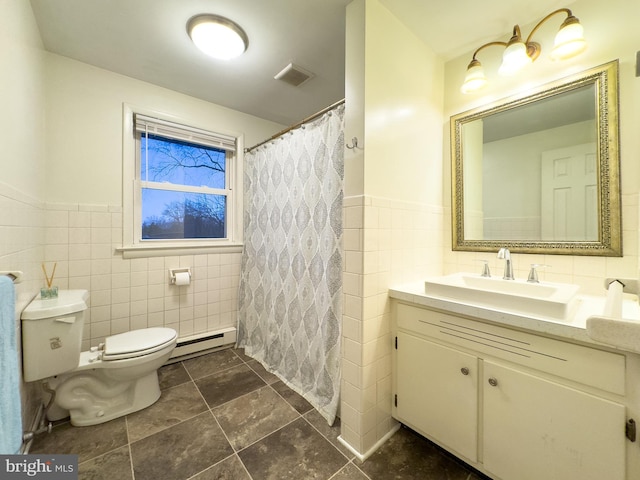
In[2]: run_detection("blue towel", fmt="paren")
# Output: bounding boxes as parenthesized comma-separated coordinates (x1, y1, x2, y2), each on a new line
(0, 276, 22, 454)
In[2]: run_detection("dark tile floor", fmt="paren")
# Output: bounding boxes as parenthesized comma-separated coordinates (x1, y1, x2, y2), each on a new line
(30, 348, 487, 480)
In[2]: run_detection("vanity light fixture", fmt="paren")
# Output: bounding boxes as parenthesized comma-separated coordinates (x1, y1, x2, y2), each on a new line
(187, 14, 248, 60)
(461, 8, 586, 94)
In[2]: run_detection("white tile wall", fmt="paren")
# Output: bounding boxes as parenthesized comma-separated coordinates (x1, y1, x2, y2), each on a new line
(43, 203, 241, 350)
(341, 194, 444, 454)
(0, 184, 44, 310)
(0, 183, 45, 438)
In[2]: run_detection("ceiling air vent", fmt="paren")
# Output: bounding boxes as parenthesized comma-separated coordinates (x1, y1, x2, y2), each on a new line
(274, 63, 314, 87)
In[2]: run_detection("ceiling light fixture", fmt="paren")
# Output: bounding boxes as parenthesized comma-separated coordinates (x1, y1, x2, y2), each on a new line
(187, 14, 248, 60)
(461, 8, 586, 94)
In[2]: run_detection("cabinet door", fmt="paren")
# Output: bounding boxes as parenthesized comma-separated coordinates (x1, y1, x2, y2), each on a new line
(483, 361, 625, 480)
(396, 332, 478, 462)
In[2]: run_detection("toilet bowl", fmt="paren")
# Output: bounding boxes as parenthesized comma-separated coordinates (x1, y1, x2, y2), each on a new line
(21, 290, 177, 426)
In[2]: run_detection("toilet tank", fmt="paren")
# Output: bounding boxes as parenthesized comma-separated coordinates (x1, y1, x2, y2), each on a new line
(21, 290, 89, 382)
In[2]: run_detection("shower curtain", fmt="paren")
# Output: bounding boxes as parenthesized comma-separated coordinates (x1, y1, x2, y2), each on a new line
(238, 104, 344, 425)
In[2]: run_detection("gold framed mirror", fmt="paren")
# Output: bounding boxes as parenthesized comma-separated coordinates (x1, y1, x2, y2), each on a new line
(451, 60, 621, 256)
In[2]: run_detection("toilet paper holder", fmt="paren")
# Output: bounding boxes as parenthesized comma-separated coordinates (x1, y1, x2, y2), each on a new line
(169, 268, 191, 285)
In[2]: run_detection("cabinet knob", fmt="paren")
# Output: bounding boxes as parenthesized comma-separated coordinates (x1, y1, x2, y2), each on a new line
(460, 367, 470, 376)
(488, 377, 498, 387)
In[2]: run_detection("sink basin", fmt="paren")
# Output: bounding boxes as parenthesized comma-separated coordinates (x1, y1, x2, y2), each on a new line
(424, 273, 580, 320)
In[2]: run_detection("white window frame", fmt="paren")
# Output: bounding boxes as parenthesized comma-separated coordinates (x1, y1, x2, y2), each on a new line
(119, 104, 244, 258)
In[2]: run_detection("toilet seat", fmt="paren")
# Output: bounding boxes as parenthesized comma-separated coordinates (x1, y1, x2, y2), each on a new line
(102, 327, 177, 361)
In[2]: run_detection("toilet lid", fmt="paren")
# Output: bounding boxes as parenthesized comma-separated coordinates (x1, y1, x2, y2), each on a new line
(103, 327, 177, 361)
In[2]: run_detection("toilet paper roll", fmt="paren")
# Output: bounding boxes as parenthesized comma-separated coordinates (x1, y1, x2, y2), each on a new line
(603, 280, 623, 318)
(174, 272, 191, 286)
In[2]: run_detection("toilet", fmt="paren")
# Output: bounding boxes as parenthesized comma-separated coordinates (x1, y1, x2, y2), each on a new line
(21, 289, 177, 426)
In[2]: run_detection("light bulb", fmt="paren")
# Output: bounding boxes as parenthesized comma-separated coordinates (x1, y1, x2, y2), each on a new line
(499, 41, 532, 76)
(550, 21, 586, 60)
(461, 61, 487, 94)
(188, 15, 248, 60)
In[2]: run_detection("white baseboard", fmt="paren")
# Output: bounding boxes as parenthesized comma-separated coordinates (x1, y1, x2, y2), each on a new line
(337, 422, 401, 462)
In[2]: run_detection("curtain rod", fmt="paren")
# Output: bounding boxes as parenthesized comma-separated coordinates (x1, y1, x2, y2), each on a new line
(245, 98, 345, 153)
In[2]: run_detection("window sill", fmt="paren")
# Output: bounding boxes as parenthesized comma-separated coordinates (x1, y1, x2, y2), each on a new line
(116, 242, 244, 259)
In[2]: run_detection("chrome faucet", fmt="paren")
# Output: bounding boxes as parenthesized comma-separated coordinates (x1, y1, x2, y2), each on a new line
(497, 248, 514, 280)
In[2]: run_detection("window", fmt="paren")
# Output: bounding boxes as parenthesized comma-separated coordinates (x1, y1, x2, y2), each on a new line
(121, 108, 243, 257)
(139, 135, 227, 239)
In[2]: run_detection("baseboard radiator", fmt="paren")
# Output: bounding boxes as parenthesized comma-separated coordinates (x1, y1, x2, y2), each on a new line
(169, 327, 237, 361)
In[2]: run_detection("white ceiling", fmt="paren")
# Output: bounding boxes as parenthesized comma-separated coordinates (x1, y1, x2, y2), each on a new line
(379, 0, 577, 62)
(29, 0, 576, 126)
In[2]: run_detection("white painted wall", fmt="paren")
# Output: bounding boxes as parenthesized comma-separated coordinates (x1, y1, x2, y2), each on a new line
(0, 0, 46, 200)
(44, 54, 284, 205)
(362, 3, 443, 204)
(344, 0, 365, 198)
(443, 0, 640, 291)
(0, 0, 47, 444)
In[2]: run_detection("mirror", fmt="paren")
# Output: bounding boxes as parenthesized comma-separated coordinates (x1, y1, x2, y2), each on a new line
(451, 60, 621, 256)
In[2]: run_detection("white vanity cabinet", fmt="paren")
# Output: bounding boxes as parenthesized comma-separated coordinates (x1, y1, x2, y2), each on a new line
(396, 332, 479, 462)
(483, 360, 625, 480)
(392, 301, 628, 480)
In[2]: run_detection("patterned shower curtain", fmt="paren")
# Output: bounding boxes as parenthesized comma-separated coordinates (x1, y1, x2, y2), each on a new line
(237, 104, 344, 425)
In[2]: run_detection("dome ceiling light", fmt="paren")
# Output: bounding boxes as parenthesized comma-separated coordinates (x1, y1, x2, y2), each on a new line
(187, 14, 248, 60)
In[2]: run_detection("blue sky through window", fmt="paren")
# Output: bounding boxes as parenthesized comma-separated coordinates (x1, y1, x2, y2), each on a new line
(141, 134, 225, 186)
(140, 134, 227, 239)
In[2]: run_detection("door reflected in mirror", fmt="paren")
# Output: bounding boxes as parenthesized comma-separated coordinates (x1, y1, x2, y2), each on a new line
(451, 61, 621, 256)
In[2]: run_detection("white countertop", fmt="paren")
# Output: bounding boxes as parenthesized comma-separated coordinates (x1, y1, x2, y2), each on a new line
(389, 282, 640, 351)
